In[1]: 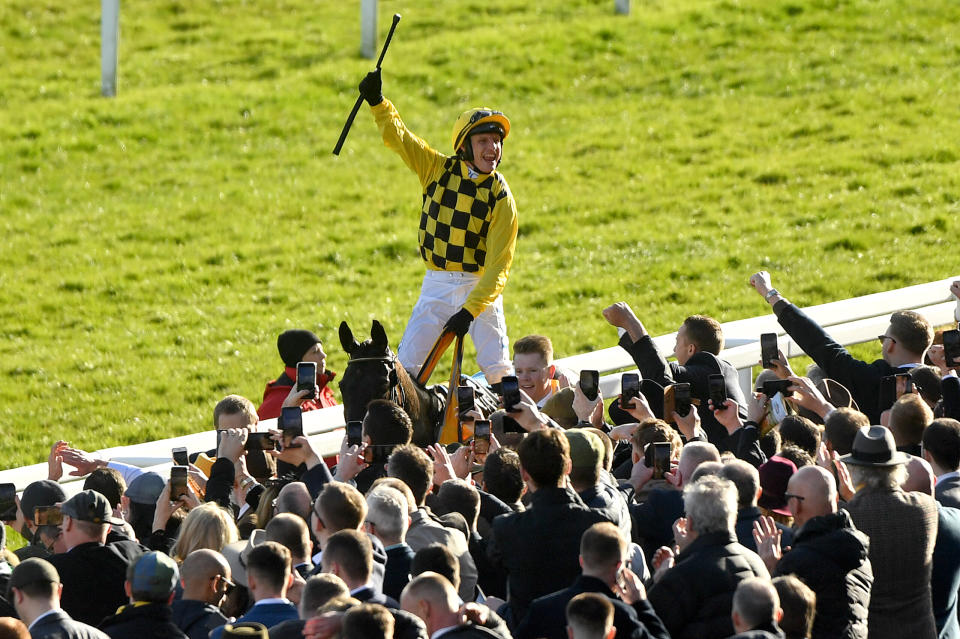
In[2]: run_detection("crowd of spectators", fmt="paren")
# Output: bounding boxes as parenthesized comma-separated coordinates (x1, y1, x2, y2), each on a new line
(2, 274, 960, 639)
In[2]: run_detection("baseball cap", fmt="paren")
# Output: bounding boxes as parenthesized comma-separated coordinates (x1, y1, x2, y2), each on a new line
(60, 489, 125, 526)
(8, 558, 60, 599)
(222, 623, 269, 638)
(20, 480, 66, 524)
(124, 472, 165, 505)
(565, 429, 604, 469)
(129, 551, 179, 599)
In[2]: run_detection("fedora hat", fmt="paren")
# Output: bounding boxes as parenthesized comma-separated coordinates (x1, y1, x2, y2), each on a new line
(840, 425, 907, 467)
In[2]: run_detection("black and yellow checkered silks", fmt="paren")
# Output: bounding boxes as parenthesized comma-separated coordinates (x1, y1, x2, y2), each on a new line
(419, 157, 508, 272)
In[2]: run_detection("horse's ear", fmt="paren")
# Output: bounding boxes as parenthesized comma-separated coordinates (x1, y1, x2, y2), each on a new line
(339, 321, 359, 355)
(371, 320, 389, 352)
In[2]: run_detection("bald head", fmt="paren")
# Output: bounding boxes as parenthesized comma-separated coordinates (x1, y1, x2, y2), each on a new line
(678, 442, 721, 487)
(400, 572, 461, 635)
(276, 482, 313, 522)
(180, 549, 231, 604)
(733, 578, 781, 633)
(786, 466, 836, 528)
(902, 455, 935, 495)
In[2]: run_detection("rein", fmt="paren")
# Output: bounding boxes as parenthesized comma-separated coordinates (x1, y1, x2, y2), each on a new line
(345, 354, 406, 408)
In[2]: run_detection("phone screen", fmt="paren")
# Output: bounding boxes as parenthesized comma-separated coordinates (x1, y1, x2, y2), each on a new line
(0, 483, 18, 521)
(246, 432, 276, 452)
(708, 374, 726, 409)
(895, 373, 912, 398)
(652, 442, 671, 480)
(620, 373, 639, 409)
(944, 330, 960, 368)
(673, 383, 692, 417)
(580, 370, 600, 402)
(346, 421, 363, 448)
(761, 333, 778, 369)
(457, 386, 476, 415)
(34, 505, 63, 526)
(501, 376, 521, 412)
(281, 406, 304, 449)
(170, 466, 188, 500)
(172, 447, 188, 466)
(473, 420, 491, 457)
(297, 362, 317, 393)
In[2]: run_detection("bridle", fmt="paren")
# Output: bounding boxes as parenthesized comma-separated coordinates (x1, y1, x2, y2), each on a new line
(345, 353, 406, 408)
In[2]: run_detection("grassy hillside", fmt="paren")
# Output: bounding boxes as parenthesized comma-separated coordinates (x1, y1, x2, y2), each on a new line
(1, 0, 958, 468)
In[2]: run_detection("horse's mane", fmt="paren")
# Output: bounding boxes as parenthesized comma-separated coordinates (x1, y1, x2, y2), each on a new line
(394, 358, 422, 417)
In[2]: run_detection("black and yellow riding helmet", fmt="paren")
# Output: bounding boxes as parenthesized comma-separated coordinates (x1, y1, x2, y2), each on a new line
(451, 107, 511, 162)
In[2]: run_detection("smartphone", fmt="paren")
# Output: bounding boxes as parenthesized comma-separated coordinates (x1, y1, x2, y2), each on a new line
(0, 483, 18, 521)
(457, 386, 476, 416)
(879, 373, 913, 412)
(170, 466, 188, 500)
(580, 370, 600, 402)
(619, 373, 640, 410)
(296, 361, 318, 395)
(762, 379, 792, 398)
(346, 421, 363, 448)
(34, 505, 63, 526)
(761, 333, 779, 369)
(245, 432, 277, 452)
(944, 329, 960, 369)
(708, 374, 727, 410)
(501, 376, 521, 412)
(363, 445, 393, 465)
(172, 446, 188, 466)
(280, 406, 304, 450)
(652, 442, 671, 480)
(663, 383, 692, 419)
(473, 420, 491, 458)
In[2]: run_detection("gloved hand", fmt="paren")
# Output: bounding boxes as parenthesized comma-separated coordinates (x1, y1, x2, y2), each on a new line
(358, 69, 383, 106)
(443, 308, 474, 337)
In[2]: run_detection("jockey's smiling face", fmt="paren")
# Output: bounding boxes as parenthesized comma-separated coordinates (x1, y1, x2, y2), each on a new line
(467, 132, 502, 174)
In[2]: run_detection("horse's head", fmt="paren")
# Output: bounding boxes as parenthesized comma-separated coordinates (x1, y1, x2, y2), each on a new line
(338, 320, 400, 423)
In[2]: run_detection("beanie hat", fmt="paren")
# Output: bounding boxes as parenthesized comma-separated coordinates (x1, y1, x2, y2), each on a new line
(277, 330, 321, 368)
(566, 429, 604, 469)
(129, 551, 179, 599)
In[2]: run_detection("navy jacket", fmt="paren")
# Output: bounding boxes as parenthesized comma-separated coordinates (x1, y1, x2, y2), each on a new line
(28, 609, 109, 639)
(210, 601, 297, 639)
(515, 575, 669, 639)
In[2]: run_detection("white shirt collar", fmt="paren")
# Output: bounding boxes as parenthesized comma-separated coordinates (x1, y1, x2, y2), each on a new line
(253, 597, 292, 607)
(432, 626, 460, 639)
(936, 470, 960, 485)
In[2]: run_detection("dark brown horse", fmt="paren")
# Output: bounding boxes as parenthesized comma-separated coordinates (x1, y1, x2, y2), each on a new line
(338, 320, 444, 446)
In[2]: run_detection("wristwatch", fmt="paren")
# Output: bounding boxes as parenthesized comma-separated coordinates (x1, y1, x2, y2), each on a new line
(764, 288, 780, 301)
(239, 476, 256, 491)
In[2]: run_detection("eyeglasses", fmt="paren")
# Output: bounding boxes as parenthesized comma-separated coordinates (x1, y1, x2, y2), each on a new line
(783, 493, 805, 502)
(877, 335, 897, 344)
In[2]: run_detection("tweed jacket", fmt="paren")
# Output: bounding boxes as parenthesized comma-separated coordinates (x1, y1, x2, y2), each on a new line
(845, 486, 939, 639)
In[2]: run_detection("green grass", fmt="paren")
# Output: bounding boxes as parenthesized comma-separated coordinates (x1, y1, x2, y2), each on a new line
(1, 0, 958, 469)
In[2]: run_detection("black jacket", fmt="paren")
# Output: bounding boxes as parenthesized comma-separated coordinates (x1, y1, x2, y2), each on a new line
(774, 300, 905, 423)
(629, 487, 684, 565)
(50, 541, 141, 627)
(170, 599, 228, 639)
(99, 603, 188, 639)
(384, 543, 415, 602)
(773, 510, 872, 639)
(515, 575, 670, 639)
(487, 485, 611, 624)
(617, 333, 747, 446)
(648, 530, 769, 639)
(27, 609, 110, 639)
(931, 505, 960, 639)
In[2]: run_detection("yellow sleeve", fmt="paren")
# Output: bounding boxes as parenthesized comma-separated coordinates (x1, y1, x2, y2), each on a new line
(371, 98, 445, 188)
(463, 183, 518, 317)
